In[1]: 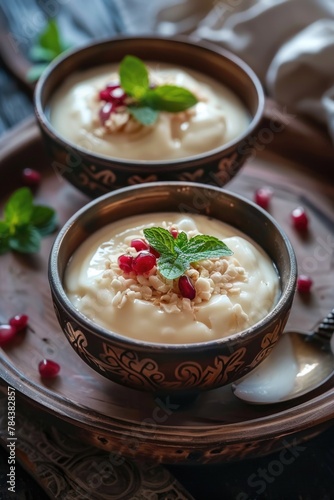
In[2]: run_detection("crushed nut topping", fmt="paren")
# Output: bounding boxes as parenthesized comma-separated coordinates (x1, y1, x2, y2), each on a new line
(99, 222, 248, 315)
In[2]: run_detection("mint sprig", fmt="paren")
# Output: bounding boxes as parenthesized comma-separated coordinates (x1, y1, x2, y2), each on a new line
(119, 55, 198, 125)
(0, 188, 57, 255)
(143, 227, 233, 280)
(27, 19, 70, 82)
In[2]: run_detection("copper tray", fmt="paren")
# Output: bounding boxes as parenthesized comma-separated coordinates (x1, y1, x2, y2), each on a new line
(0, 115, 333, 465)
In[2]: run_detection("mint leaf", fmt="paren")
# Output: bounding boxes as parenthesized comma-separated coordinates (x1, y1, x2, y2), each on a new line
(158, 254, 189, 280)
(28, 20, 69, 82)
(128, 106, 158, 126)
(0, 239, 10, 255)
(39, 19, 63, 54)
(29, 45, 58, 62)
(144, 226, 233, 279)
(0, 222, 10, 255)
(175, 231, 188, 250)
(184, 235, 233, 262)
(4, 188, 33, 228)
(117, 55, 198, 126)
(0, 221, 9, 235)
(31, 206, 57, 236)
(9, 226, 41, 254)
(27, 63, 49, 82)
(143, 85, 198, 113)
(120, 55, 149, 99)
(143, 227, 176, 256)
(0, 188, 57, 255)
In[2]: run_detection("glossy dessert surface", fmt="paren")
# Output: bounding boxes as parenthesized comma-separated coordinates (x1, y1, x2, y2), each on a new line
(65, 213, 279, 344)
(50, 63, 250, 161)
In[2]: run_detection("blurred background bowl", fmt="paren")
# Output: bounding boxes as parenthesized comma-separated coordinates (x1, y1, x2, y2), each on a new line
(49, 182, 296, 396)
(35, 36, 264, 198)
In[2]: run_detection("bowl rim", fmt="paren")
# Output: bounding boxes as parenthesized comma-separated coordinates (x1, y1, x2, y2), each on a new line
(49, 181, 297, 351)
(35, 34, 265, 169)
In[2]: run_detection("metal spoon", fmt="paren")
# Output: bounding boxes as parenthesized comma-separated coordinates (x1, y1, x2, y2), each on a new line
(232, 309, 334, 404)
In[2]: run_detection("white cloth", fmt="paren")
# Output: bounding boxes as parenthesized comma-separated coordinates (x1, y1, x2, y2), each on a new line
(56, 0, 334, 142)
(152, 0, 334, 141)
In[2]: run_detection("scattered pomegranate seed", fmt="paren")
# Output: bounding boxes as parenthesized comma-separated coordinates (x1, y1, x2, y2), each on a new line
(99, 102, 115, 124)
(297, 275, 313, 293)
(132, 251, 157, 274)
(178, 275, 196, 300)
(291, 207, 309, 231)
(131, 238, 149, 252)
(254, 187, 273, 210)
(9, 314, 29, 333)
(38, 359, 60, 378)
(0, 325, 16, 346)
(118, 254, 134, 273)
(22, 168, 41, 188)
(170, 229, 178, 238)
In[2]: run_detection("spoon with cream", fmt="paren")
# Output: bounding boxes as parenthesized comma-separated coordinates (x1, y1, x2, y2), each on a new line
(232, 309, 334, 404)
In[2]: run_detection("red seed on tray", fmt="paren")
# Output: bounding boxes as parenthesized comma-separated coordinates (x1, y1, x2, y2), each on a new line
(38, 359, 60, 378)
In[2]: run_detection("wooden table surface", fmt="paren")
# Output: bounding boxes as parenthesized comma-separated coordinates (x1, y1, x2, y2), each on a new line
(0, 2, 334, 499)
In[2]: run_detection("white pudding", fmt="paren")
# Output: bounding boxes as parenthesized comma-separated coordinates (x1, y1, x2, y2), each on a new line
(64, 213, 279, 344)
(50, 63, 250, 161)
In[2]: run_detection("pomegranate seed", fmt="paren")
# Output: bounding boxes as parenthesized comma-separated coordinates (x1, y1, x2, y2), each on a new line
(254, 187, 273, 210)
(178, 275, 196, 300)
(99, 102, 115, 124)
(149, 246, 160, 258)
(132, 251, 156, 274)
(170, 229, 178, 238)
(297, 275, 313, 293)
(106, 82, 120, 90)
(131, 238, 149, 252)
(99, 89, 112, 101)
(0, 325, 16, 346)
(22, 168, 41, 188)
(118, 254, 133, 273)
(99, 84, 126, 105)
(109, 86, 126, 104)
(38, 359, 60, 378)
(9, 314, 28, 333)
(291, 207, 308, 231)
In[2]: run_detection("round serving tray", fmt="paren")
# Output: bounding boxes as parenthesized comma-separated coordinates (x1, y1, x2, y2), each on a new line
(0, 116, 333, 465)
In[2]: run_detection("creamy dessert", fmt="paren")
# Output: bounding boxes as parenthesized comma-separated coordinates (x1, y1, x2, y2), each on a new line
(65, 214, 279, 344)
(50, 62, 250, 161)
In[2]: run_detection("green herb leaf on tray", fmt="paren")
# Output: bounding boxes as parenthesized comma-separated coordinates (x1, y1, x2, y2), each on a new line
(27, 63, 50, 82)
(117, 55, 198, 126)
(5, 187, 33, 228)
(9, 226, 41, 254)
(0, 221, 10, 255)
(0, 187, 57, 255)
(28, 19, 70, 82)
(39, 19, 63, 54)
(143, 227, 233, 279)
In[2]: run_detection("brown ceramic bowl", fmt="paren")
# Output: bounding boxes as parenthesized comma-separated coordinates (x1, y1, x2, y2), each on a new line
(49, 182, 297, 395)
(35, 36, 264, 198)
